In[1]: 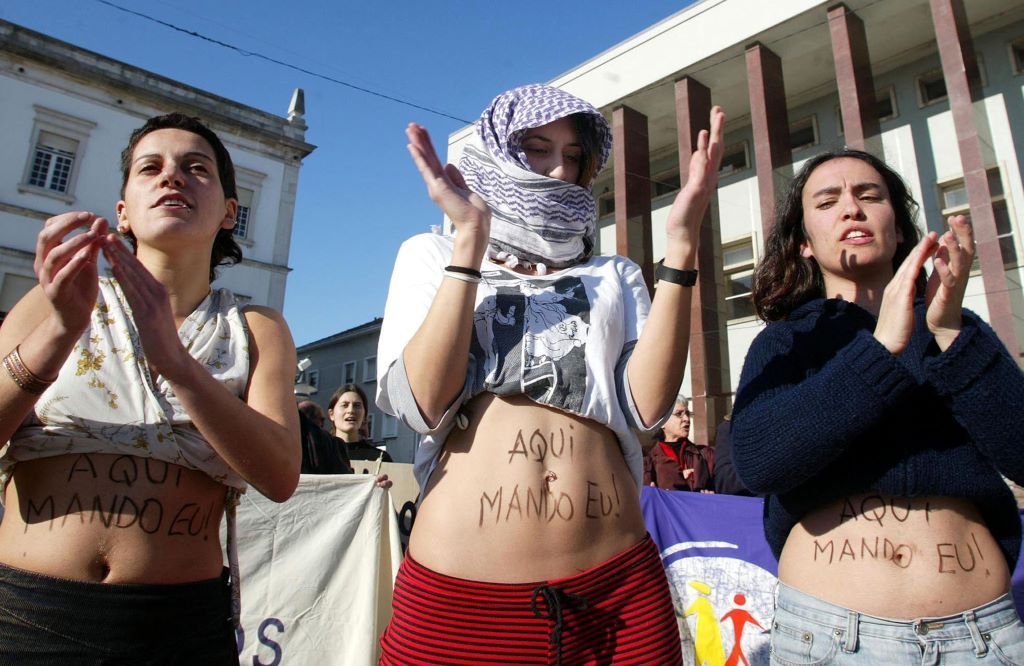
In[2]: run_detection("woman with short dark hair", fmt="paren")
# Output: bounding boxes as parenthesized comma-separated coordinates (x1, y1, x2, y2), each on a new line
(0, 113, 300, 662)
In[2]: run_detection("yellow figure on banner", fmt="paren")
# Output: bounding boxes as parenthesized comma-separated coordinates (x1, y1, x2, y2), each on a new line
(684, 580, 726, 666)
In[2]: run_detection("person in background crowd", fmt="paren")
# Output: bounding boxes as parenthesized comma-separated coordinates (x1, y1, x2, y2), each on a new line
(376, 83, 724, 664)
(731, 149, 1024, 664)
(299, 398, 352, 475)
(644, 397, 715, 492)
(711, 413, 752, 496)
(0, 113, 300, 662)
(297, 399, 326, 429)
(329, 383, 393, 469)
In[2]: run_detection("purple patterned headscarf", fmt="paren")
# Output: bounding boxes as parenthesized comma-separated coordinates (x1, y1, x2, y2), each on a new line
(459, 84, 611, 272)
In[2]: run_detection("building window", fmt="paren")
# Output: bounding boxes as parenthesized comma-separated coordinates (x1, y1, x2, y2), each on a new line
(939, 169, 1017, 267)
(233, 187, 254, 240)
(307, 369, 319, 389)
(366, 413, 375, 440)
(363, 356, 376, 383)
(20, 106, 96, 203)
(719, 142, 749, 176)
(651, 170, 680, 198)
(383, 414, 398, 438)
(232, 167, 266, 243)
(876, 87, 898, 122)
(723, 238, 755, 320)
(838, 87, 898, 135)
(343, 361, 357, 384)
(29, 131, 77, 192)
(917, 69, 947, 106)
(1012, 37, 1024, 74)
(598, 190, 615, 216)
(789, 116, 818, 152)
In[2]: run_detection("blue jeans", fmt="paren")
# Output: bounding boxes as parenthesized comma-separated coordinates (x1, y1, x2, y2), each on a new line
(0, 562, 237, 665)
(771, 583, 1024, 665)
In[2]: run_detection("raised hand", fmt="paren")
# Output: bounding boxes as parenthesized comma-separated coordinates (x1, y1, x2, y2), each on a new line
(34, 212, 107, 334)
(925, 215, 973, 351)
(664, 106, 726, 249)
(406, 123, 490, 259)
(101, 237, 189, 380)
(874, 231, 938, 354)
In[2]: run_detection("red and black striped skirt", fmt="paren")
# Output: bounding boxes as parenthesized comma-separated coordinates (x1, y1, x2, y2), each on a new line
(380, 534, 682, 665)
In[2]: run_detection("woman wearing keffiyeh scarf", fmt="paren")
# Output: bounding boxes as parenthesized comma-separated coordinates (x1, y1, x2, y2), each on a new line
(377, 84, 724, 664)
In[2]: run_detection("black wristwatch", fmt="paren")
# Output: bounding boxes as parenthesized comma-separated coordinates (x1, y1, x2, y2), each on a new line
(655, 262, 698, 286)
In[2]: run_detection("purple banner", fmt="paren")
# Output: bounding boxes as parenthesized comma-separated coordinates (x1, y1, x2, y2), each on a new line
(641, 489, 1024, 666)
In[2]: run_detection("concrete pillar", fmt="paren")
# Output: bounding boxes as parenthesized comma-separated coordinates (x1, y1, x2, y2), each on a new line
(929, 0, 1021, 357)
(745, 42, 792, 237)
(827, 3, 880, 151)
(613, 105, 654, 295)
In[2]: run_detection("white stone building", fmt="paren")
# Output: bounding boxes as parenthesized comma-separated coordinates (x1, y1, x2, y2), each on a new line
(0, 19, 315, 315)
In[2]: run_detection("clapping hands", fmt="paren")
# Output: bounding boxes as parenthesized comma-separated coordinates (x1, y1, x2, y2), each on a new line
(874, 215, 973, 354)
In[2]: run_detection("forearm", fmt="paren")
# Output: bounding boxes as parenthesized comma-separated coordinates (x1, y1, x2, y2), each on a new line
(165, 358, 299, 502)
(0, 310, 81, 444)
(626, 240, 696, 427)
(927, 317, 1024, 479)
(402, 235, 483, 427)
(733, 329, 915, 493)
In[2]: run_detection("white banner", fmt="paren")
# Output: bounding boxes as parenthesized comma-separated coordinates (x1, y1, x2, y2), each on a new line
(233, 474, 402, 666)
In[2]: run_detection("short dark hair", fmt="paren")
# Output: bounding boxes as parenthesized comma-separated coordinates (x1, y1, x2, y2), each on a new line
(119, 112, 242, 282)
(752, 149, 924, 322)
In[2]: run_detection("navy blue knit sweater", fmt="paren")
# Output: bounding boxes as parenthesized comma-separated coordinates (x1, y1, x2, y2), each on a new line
(732, 298, 1024, 567)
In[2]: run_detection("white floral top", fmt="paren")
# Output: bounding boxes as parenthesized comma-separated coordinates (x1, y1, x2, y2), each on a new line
(3, 277, 250, 490)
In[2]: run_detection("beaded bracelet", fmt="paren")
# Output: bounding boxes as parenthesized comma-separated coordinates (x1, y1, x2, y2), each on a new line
(2, 345, 55, 395)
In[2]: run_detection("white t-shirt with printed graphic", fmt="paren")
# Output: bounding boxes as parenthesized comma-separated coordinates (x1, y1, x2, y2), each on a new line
(377, 233, 664, 493)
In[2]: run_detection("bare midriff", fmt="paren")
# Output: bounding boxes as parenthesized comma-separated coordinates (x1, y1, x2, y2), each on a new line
(409, 393, 647, 583)
(779, 493, 1010, 618)
(0, 453, 226, 584)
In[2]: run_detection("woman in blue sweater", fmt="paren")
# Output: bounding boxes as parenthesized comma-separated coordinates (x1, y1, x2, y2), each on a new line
(732, 149, 1024, 664)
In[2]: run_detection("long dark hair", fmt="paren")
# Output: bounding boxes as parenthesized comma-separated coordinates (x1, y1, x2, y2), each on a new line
(752, 149, 923, 322)
(119, 112, 243, 282)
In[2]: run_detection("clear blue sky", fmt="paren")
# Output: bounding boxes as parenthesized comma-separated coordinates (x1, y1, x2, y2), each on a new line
(3, 0, 693, 346)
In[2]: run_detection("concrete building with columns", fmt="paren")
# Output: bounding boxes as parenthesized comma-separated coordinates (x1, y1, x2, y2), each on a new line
(0, 20, 315, 315)
(446, 0, 1024, 446)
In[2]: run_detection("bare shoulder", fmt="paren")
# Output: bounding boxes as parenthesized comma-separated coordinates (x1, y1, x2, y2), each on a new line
(241, 305, 291, 337)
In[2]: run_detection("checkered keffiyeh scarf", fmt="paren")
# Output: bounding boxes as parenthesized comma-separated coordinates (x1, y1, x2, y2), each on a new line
(459, 84, 611, 272)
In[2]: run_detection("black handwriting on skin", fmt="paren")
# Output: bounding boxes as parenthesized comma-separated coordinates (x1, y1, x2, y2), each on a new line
(507, 427, 576, 465)
(838, 495, 920, 528)
(813, 537, 913, 568)
(478, 476, 624, 527)
(66, 454, 183, 488)
(585, 474, 622, 520)
(23, 493, 216, 541)
(478, 484, 575, 526)
(937, 532, 988, 575)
